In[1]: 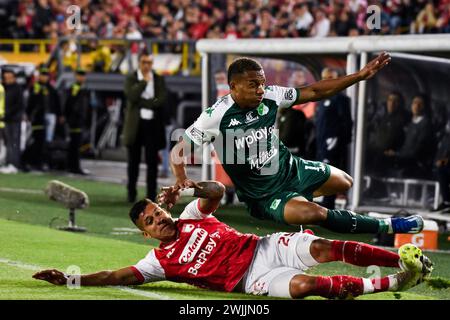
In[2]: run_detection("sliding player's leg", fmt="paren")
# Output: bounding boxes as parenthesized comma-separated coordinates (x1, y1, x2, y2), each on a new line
(285, 271, 422, 299)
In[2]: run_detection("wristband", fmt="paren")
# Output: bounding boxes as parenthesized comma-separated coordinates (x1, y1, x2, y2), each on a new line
(179, 188, 195, 197)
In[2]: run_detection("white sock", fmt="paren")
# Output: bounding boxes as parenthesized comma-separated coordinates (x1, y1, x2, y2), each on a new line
(384, 218, 393, 234)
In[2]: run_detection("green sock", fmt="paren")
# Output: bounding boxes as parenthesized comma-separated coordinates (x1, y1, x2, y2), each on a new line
(320, 209, 386, 234)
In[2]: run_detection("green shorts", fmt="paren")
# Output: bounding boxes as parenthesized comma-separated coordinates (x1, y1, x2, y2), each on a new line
(246, 157, 331, 225)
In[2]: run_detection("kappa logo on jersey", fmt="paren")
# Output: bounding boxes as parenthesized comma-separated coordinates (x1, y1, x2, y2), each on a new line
(245, 111, 259, 124)
(257, 103, 269, 116)
(182, 224, 195, 233)
(284, 89, 294, 101)
(179, 228, 208, 264)
(205, 107, 214, 117)
(228, 118, 242, 127)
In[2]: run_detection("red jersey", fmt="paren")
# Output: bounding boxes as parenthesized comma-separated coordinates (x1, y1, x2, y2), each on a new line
(131, 199, 260, 292)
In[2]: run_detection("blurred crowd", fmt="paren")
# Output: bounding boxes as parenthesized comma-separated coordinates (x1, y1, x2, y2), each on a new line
(1, 0, 450, 41)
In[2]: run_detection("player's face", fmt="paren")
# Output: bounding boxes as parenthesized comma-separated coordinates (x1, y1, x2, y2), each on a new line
(136, 202, 177, 243)
(230, 70, 266, 108)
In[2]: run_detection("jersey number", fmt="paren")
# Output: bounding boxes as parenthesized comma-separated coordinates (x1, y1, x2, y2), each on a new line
(278, 233, 295, 247)
(284, 89, 294, 100)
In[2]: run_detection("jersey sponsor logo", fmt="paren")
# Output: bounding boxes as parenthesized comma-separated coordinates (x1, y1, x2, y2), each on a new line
(179, 228, 208, 264)
(235, 126, 274, 150)
(249, 147, 278, 170)
(270, 199, 281, 210)
(228, 118, 242, 127)
(245, 111, 259, 124)
(257, 103, 269, 116)
(304, 162, 326, 173)
(182, 224, 195, 233)
(187, 236, 217, 275)
(284, 89, 294, 101)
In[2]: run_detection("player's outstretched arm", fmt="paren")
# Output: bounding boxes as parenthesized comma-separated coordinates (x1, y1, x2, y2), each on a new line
(32, 267, 142, 287)
(296, 52, 391, 103)
(169, 139, 203, 190)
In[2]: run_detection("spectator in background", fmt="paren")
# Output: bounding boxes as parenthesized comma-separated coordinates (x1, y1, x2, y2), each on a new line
(23, 67, 62, 171)
(315, 68, 353, 209)
(2, 69, 25, 173)
(59, 40, 77, 71)
(333, 8, 358, 36)
(414, 2, 438, 33)
(433, 120, 450, 212)
(310, 8, 331, 37)
(437, 2, 450, 32)
(64, 68, 89, 175)
(33, 0, 53, 39)
(384, 94, 435, 178)
(88, 38, 112, 73)
(294, 3, 314, 37)
(224, 22, 240, 39)
(123, 52, 167, 203)
(367, 91, 409, 175)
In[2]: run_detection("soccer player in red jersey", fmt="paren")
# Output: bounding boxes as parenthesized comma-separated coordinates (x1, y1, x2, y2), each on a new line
(33, 181, 432, 299)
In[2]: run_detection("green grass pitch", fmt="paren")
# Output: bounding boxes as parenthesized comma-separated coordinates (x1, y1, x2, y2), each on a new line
(1, 173, 449, 300)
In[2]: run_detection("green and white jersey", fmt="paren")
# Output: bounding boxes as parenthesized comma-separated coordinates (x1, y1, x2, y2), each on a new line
(184, 85, 299, 201)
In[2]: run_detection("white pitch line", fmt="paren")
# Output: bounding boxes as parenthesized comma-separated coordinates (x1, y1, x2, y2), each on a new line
(0, 257, 171, 300)
(0, 187, 42, 194)
(0, 258, 41, 271)
(114, 286, 171, 300)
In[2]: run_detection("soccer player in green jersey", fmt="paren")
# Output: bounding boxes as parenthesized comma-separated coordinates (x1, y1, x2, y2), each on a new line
(169, 52, 424, 235)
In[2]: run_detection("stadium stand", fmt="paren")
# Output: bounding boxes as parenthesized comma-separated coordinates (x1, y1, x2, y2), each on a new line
(0, 0, 449, 43)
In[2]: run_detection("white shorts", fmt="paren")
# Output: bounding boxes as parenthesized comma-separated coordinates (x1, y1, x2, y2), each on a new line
(243, 232, 321, 298)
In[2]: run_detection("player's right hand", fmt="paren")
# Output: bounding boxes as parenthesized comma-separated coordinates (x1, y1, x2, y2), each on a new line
(32, 269, 67, 286)
(157, 186, 181, 209)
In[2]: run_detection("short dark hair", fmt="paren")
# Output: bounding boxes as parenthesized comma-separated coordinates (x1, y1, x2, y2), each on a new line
(138, 49, 152, 61)
(129, 199, 152, 225)
(227, 58, 263, 84)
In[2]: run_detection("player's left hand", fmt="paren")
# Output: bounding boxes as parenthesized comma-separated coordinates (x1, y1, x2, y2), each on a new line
(358, 52, 391, 80)
(157, 186, 181, 209)
(32, 269, 67, 285)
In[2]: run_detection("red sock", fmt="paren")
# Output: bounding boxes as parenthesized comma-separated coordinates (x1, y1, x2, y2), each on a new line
(314, 275, 393, 299)
(314, 275, 364, 299)
(331, 240, 399, 268)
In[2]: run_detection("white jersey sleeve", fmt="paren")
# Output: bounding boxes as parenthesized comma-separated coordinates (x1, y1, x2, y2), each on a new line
(132, 249, 166, 284)
(264, 85, 298, 109)
(184, 108, 221, 146)
(179, 199, 216, 220)
(184, 96, 233, 146)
